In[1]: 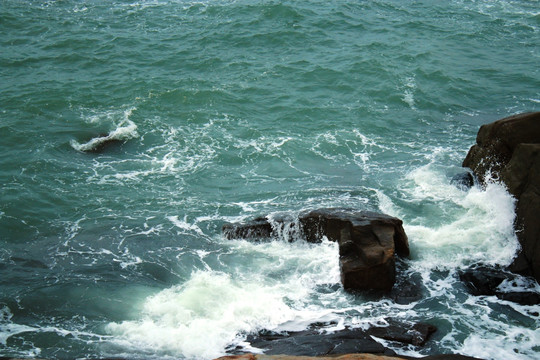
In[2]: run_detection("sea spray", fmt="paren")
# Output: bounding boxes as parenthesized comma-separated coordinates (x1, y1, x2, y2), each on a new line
(400, 165, 519, 269)
(106, 271, 295, 358)
(106, 239, 341, 358)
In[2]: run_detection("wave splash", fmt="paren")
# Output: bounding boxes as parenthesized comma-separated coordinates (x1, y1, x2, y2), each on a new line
(70, 107, 139, 152)
(104, 163, 532, 360)
(105, 271, 300, 359)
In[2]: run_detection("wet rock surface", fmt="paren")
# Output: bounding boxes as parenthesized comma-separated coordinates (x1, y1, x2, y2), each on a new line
(215, 354, 483, 360)
(234, 321, 436, 358)
(459, 265, 540, 305)
(223, 208, 409, 292)
(450, 172, 475, 190)
(462, 111, 540, 282)
(242, 328, 393, 357)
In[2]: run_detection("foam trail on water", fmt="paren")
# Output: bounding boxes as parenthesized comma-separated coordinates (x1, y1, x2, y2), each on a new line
(71, 107, 139, 152)
(460, 324, 540, 360)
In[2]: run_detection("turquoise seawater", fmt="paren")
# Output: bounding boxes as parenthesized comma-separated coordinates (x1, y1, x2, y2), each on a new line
(1, 1, 539, 359)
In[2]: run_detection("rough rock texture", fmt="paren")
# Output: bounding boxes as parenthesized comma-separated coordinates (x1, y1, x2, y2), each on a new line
(223, 208, 409, 291)
(462, 112, 540, 183)
(367, 321, 436, 347)
(462, 112, 540, 282)
(242, 328, 392, 357)
(223, 216, 273, 240)
(300, 209, 409, 291)
(236, 322, 435, 358)
(214, 354, 483, 360)
(502, 143, 540, 280)
(215, 354, 404, 360)
(458, 265, 540, 305)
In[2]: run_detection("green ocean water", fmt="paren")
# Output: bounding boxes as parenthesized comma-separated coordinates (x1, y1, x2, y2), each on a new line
(1, 1, 539, 359)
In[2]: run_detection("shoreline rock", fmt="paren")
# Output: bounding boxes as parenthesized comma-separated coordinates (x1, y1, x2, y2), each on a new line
(228, 321, 436, 358)
(223, 208, 409, 292)
(462, 111, 540, 282)
(458, 265, 540, 305)
(215, 354, 483, 360)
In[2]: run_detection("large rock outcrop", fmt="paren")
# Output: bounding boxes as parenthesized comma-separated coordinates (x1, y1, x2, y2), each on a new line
(462, 112, 540, 282)
(223, 208, 409, 292)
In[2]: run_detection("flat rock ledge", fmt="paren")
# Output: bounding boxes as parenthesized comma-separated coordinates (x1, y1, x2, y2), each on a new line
(229, 321, 436, 357)
(223, 208, 409, 292)
(462, 111, 540, 282)
(215, 354, 482, 360)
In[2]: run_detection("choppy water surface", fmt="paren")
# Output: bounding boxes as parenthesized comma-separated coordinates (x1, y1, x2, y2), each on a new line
(1, 1, 539, 359)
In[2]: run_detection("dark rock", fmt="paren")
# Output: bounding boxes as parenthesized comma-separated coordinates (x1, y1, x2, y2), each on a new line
(244, 328, 393, 357)
(504, 143, 540, 281)
(366, 321, 437, 347)
(242, 321, 435, 357)
(298, 209, 409, 257)
(459, 265, 540, 305)
(298, 209, 409, 291)
(222, 209, 410, 292)
(391, 263, 424, 304)
(78, 133, 126, 153)
(462, 112, 540, 283)
(215, 354, 483, 360)
(496, 291, 540, 306)
(459, 266, 508, 296)
(462, 112, 540, 183)
(450, 172, 475, 190)
(223, 216, 273, 240)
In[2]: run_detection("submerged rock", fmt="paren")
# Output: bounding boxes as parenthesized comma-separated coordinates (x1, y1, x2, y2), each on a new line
(390, 262, 425, 304)
(72, 133, 126, 153)
(458, 266, 508, 296)
(462, 112, 540, 282)
(450, 172, 475, 190)
(222, 208, 409, 292)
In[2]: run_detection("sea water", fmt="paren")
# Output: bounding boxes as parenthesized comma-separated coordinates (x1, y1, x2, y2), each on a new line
(1, 1, 539, 359)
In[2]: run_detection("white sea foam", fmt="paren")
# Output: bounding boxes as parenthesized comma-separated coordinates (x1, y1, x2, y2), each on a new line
(406, 183, 518, 269)
(457, 296, 540, 360)
(106, 239, 341, 358)
(167, 215, 206, 236)
(105, 271, 297, 359)
(71, 107, 139, 152)
(400, 76, 417, 109)
(106, 159, 526, 359)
